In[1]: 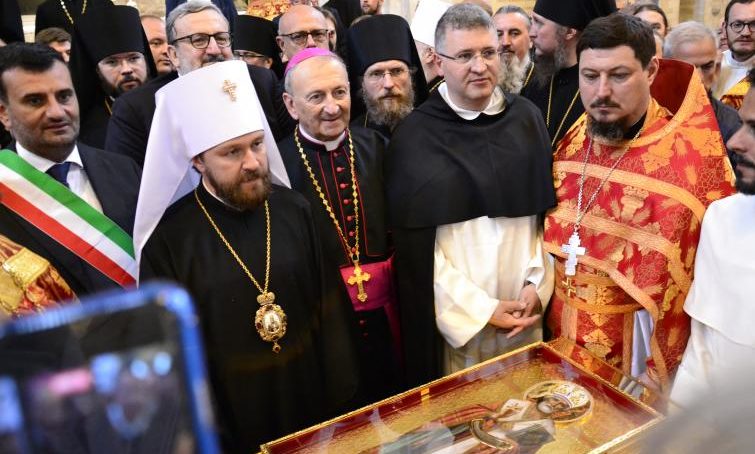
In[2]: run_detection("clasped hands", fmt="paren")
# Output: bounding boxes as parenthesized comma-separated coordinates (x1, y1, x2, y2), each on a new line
(489, 283, 541, 339)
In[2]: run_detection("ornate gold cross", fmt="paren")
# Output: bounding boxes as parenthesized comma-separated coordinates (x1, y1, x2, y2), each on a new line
(561, 277, 576, 299)
(222, 79, 237, 101)
(348, 264, 371, 302)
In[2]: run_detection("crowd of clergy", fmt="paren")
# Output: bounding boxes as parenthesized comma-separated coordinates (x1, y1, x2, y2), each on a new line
(0, 0, 754, 450)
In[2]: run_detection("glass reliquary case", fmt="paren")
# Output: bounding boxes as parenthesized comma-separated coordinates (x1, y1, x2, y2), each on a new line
(261, 339, 663, 453)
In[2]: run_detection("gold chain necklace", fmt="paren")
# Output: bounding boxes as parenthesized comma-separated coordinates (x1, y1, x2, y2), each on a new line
(60, 0, 87, 25)
(194, 189, 287, 353)
(522, 63, 535, 90)
(546, 75, 580, 148)
(294, 128, 371, 302)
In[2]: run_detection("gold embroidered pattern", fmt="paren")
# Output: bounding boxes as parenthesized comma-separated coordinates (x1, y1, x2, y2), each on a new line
(554, 161, 707, 222)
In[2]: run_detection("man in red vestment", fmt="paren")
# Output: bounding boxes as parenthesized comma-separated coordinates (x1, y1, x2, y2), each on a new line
(544, 14, 735, 392)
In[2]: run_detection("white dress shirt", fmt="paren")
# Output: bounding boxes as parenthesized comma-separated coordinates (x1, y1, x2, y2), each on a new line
(713, 50, 755, 99)
(16, 142, 103, 212)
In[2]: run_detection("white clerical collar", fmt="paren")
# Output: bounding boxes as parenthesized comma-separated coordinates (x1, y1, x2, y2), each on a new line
(724, 49, 755, 68)
(16, 142, 82, 172)
(298, 126, 346, 151)
(438, 83, 506, 120)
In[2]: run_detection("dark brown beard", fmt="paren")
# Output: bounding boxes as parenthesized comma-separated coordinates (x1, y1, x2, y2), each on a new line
(205, 168, 272, 211)
(587, 116, 626, 141)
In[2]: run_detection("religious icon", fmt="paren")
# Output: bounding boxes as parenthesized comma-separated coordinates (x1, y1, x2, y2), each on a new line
(368, 380, 593, 453)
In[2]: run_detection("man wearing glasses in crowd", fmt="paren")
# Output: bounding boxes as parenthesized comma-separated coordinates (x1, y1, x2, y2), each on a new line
(386, 4, 556, 388)
(105, 0, 292, 167)
(715, 0, 755, 109)
(276, 5, 332, 61)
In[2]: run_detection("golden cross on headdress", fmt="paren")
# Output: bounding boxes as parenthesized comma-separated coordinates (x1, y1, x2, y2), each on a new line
(222, 79, 237, 102)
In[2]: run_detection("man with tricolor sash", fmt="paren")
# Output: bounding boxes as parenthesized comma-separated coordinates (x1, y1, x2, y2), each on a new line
(544, 15, 735, 394)
(0, 43, 140, 296)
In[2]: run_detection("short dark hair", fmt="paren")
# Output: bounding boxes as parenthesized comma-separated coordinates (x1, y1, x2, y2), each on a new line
(0, 43, 65, 103)
(631, 2, 669, 32)
(577, 14, 655, 69)
(435, 3, 494, 54)
(34, 27, 71, 45)
(725, 0, 755, 23)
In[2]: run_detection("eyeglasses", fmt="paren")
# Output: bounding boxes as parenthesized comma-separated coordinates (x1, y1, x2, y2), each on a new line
(436, 48, 499, 64)
(234, 50, 268, 60)
(364, 67, 410, 83)
(279, 29, 330, 46)
(728, 20, 755, 33)
(171, 32, 232, 49)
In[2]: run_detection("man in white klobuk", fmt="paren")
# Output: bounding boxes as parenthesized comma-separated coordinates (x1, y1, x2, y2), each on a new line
(670, 69, 755, 410)
(410, 0, 452, 89)
(133, 60, 359, 451)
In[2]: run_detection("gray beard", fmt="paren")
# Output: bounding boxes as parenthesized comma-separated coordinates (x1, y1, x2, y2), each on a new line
(498, 53, 530, 94)
(361, 86, 415, 130)
(587, 116, 626, 141)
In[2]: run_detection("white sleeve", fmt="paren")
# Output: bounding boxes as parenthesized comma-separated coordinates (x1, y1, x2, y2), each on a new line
(433, 240, 499, 349)
(524, 231, 555, 311)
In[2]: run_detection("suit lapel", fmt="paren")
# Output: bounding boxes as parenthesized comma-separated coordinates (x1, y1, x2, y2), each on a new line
(78, 143, 129, 232)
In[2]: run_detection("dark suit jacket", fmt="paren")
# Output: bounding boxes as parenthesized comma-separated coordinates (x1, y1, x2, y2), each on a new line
(0, 142, 141, 296)
(105, 66, 295, 167)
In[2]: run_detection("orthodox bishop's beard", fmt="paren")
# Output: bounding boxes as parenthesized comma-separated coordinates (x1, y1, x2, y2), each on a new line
(361, 84, 415, 130)
(205, 168, 272, 211)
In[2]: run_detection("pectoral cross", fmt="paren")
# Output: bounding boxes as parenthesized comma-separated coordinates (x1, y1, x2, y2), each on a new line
(222, 79, 237, 102)
(561, 277, 577, 299)
(347, 263, 371, 302)
(561, 232, 586, 276)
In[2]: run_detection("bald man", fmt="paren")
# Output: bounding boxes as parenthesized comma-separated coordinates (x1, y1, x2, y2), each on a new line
(276, 5, 331, 60)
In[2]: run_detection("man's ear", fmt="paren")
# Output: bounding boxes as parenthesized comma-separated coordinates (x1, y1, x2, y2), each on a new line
(167, 45, 180, 69)
(434, 52, 445, 77)
(276, 36, 286, 53)
(282, 91, 300, 120)
(646, 56, 660, 85)
(564, 27, 579, 43)
(191, 154, 205, 173)
(0, 102, 11, 131)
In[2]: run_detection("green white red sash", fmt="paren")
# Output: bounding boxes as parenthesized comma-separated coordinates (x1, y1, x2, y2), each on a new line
(0, 149, 136, 287)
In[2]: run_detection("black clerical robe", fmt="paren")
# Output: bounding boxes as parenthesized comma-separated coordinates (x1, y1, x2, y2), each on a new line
(34, 0, 113, 34)
(140, 184, 359, 452)
(278, 126, 401, 403)
(521, 63, 583, 148)
(79, 101, 111, 149)
(386, 90, 556, 388)
(350, 113, 392, 139)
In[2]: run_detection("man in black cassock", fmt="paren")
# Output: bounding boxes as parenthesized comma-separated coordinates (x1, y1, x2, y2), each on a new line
(233, 15, 284, 78)
(69, 5, 156, 149)
(105, 1, 293, 167)
(522, 0, 616, 148)
(35, 0, 114, 35)
(136, 60, 358, 452)
(346, 14, 428, 138)
(279, 49, 402, 403)
(386, 4, 556, 388)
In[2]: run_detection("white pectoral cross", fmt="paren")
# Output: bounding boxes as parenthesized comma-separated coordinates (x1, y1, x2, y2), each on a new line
(561, 232, 586, 276)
